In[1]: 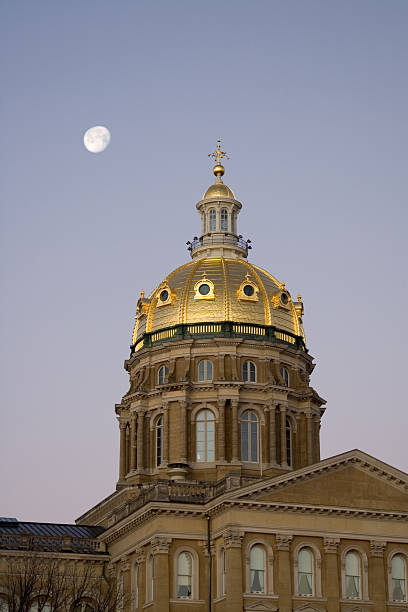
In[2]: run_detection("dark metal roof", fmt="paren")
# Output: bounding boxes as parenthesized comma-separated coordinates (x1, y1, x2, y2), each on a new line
(0, 520, 104, 538)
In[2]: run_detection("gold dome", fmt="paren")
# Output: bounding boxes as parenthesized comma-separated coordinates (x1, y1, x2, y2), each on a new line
(132, 257, 304, 346)
(203, 182, 236, 200)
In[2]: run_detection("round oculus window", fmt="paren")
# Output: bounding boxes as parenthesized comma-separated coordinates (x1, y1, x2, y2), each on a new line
(243, 284, 254, 296)
(160, 289, 169, 302)
(198, 283, 210, 295)
(280, 292, 289, 305)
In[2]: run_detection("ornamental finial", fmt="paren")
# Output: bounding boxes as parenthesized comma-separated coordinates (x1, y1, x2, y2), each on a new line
(208, 138, 229, 181)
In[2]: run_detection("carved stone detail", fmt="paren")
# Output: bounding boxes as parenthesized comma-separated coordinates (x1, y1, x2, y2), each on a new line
(223, 528, 244, 549)
(135, 547, 145, 564)
(276, 533, 293, 551)
(370, 540, 386, 557)
(151, 536, 172, 555)
(324, 536, 340, 553)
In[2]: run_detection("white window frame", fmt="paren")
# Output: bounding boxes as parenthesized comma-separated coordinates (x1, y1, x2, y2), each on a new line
(173, 546, 199, 601)
(220, 208, 228, 231)
(341, 547, 369, 601)
(388, 551, 408, 602)
(241, 410, 259, 463)
(209, 208, 216, 231)
(196, 409, 215, 462)
(245, 541, 274, 595)
(155, 415, 163, 467)
(198, 359, 213, 382)
(158, 365, 168, 385)
(243, 360, 256, 382)
(293, 543, 322, 597)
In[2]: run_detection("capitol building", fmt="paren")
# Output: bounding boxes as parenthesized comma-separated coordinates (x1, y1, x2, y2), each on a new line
(1, 143, 407, 611)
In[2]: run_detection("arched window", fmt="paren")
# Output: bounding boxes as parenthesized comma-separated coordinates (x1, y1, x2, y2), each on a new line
(298, 547, 314, 595)
(158, 365, 168, 385)
(286, 417, 292, 466)
(281, 367, 290, 387)
(250, 545, 265, 593)
(243, 360, 256, 382)
(345, 551, 361, 598)
(209, 209, 216, 231)
(198, 359, 213, 382)
(392, 554, 407, 601)
(155, 416, 163, 467)
(177, 552, 193, 598)
(241, 410, 259, 462)
(221, 208, 228, 231)
(196, 409, 215, 462)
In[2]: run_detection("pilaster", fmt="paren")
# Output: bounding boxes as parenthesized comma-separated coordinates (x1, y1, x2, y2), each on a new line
(217, 399, 226, 462)
(231, 400, 239, 462)
(279, 403, 288, 467)
(276, 534, 293, 612)
(370, 540, 387, 612)
(223, 529, 244, 609)
(151, 537, 172, 612)
(324, 537, 340, 612)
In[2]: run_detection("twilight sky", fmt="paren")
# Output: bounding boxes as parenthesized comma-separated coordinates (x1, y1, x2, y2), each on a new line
(1, 1, 407, 523)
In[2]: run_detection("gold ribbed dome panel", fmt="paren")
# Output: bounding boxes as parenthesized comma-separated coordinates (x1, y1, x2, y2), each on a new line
(133, 258, 301, 344)
(203, 183, 235, 199)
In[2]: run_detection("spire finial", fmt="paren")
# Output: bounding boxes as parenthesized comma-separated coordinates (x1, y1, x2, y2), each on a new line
(208, 138, 229, 181)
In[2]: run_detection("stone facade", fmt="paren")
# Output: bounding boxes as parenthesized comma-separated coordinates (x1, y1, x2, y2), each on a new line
(1, 153, 407, 611)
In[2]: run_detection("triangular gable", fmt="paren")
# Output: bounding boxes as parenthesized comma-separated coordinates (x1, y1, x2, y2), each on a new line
(229, 450, 408, 513)
(244, 601, 278, 611)
(293, 604, 326, 612)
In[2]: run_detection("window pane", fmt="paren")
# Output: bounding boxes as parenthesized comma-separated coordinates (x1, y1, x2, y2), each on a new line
(345, 552, 360, 598)
(209, 209, 216, 231)
(299, 548, 313, 573)
(243, 361, 248, 381)
(221, 209, 228, 231)
(198, 361, 204, 380)
(250, 546, 265, 593)
(392, 555, 406, 600)
(250, 362, 256, 381)
(250, 422, 258, 462)
(241, 421, 248, 461)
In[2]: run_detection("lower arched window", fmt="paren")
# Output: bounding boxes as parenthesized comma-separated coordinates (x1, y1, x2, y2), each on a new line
(241, 410, 259, 462)
(158, 365, 168, 385)
(177, 552, 193, 598)
(392, 554, 407, 601)
(243, 360, 256, 382)
(29, 602, 53, 612)
(345, 551, 361, 598)
(196, 409, 215, 461)
(250, 545, 265, 593)
(155, 416, 163, 467)
(72, 604, 94, 612)
(298, 547, 314, 595)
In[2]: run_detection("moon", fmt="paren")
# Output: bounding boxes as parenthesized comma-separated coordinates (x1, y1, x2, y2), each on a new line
(83, 126, 111, 153)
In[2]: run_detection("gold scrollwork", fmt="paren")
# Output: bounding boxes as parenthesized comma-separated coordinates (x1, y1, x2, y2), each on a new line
(156, 282, 176, 307)
(194, 272, 215, 300)
(237, 273, 259, 302)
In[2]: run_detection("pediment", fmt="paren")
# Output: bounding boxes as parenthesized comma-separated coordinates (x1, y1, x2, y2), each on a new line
(231, 450, 408, 513)
(293, 604, 326, 612)
(244, 601, 278, 611)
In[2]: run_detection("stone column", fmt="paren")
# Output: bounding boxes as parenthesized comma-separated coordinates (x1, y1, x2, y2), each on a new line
(370, 541, 387, 612)
(119, 421, 127, 480)
(162, 402, 169, 466)
(324, 537, 340, 612)
(231, 399, 239, 462)
(268, 401, 277, 465)
(276, 534, 293, 612)
(306, 411, 314, 464)
(224, 529, 244, 610)
(130, 415, 137, 472)
(314, 416, 321, 462)
(218, 353, 225, 380)
(280, 404, 288, 467)
(151, 536, 172, 612)
(136, 410, 145, 472)
(180, 400, 188, 463)
(217, 399, 225, 461)
(231, 354, 238, 380)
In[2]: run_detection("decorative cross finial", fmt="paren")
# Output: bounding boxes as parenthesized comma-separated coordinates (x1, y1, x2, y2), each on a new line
(208, 138, 229, 166)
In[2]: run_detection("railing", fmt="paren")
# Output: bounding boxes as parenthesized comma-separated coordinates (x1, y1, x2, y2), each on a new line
(0, 533, 104, 554)
(131, 321, 305, 354)
(187, 234, 251, 254)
